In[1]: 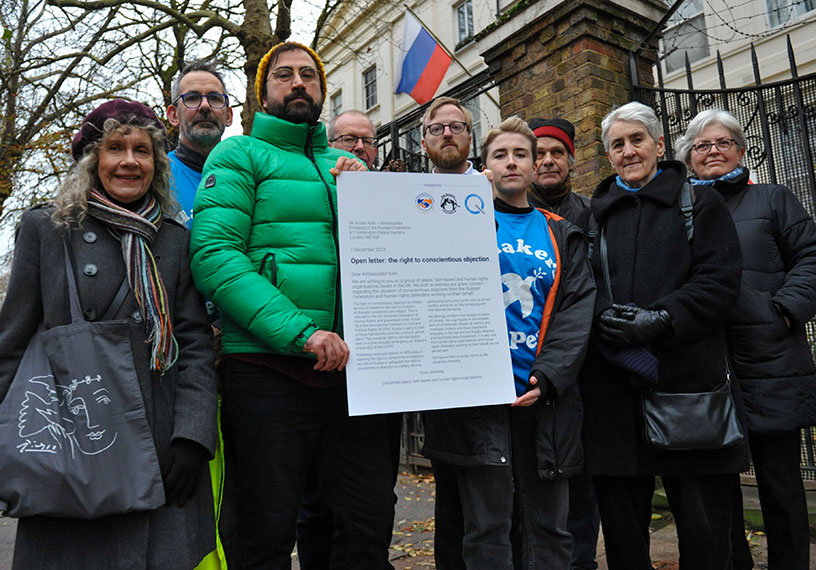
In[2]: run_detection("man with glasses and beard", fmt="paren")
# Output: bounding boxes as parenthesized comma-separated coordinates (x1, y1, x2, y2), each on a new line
(166, 60, 234, 226)
(421, 96, 476, 175)
(189, 42, 394, 569)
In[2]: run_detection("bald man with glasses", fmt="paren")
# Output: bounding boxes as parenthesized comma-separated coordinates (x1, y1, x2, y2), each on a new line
(328, 110, 378, 170)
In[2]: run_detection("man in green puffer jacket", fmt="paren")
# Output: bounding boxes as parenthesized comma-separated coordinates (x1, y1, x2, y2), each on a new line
(189, 41, 396, 569)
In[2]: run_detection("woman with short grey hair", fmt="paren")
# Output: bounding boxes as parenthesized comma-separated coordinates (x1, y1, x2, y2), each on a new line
(581, 101, 748, 569)
(679, 108, 816, 570)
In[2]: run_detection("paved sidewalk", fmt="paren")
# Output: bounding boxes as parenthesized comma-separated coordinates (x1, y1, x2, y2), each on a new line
(349, 470, 816, 570)
(2, 471, 814, 569)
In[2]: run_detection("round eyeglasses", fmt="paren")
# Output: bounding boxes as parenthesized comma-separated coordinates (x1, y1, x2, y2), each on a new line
(425, 121, 468, 137)
(691, 139, 738, 153)
(269, 67, 319, 85)
(173, 92, 229, 110)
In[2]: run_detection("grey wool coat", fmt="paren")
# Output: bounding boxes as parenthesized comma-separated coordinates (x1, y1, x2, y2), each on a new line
(0, 206, 218, 570)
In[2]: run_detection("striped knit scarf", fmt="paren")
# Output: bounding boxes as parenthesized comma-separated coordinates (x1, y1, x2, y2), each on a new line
(87, 190, 178, 374)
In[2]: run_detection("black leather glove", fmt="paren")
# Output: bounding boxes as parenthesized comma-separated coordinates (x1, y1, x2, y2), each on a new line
(598, 304, 672, 347)
(162, 438, 209, 507)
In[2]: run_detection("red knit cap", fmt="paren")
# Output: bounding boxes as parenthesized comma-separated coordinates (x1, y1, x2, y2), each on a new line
(528, 117, 575, 156)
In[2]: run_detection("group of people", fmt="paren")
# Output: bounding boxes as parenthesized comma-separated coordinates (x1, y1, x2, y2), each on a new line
(0, 38, 814, 570)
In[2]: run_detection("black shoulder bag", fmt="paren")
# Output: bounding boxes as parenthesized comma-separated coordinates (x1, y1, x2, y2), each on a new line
(598, 215, 744, 451)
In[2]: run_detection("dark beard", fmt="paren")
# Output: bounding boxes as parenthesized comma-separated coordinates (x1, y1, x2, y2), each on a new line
(265, 89, 322, 125)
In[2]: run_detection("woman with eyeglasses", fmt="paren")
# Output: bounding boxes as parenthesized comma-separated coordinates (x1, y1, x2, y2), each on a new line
(677, 109, 816, 570)
(580, 101, 747, 570)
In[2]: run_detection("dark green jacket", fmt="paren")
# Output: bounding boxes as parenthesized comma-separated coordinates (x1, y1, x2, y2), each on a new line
(190, 113, 352, 356)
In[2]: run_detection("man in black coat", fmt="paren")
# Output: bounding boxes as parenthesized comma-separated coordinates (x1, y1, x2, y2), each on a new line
(526, 118, 590, 229)
(527, 117, 599, 570)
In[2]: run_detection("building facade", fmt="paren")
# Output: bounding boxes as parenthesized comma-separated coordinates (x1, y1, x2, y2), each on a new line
(659, 0, 816, 88)
(316, 0, 515, 168)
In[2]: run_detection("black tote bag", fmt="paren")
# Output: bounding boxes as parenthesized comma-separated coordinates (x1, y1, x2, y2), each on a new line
(0, 238, 165, 518)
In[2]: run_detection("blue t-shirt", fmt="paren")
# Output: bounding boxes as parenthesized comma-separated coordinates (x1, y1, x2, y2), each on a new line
(169, 149, 201, 229)
(496, 210, 557, 396)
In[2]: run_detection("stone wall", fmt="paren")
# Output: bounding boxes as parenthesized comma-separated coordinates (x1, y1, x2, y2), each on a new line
(479, 0, 666, 196)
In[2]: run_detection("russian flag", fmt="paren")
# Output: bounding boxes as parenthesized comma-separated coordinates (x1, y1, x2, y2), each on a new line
(395, 12, 452, 105)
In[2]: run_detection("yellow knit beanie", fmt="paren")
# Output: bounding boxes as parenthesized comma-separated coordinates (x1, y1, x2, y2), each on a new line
(255, 41, 328, 108)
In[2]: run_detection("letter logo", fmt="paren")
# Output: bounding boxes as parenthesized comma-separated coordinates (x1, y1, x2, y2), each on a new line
(416, 193, 434, 212)
(464, 193, 485, 215)
(440, 193, 458, 214)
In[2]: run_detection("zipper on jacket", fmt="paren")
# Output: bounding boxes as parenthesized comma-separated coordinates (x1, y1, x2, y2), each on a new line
(258, 252, 277, 286)
(305, 127, 341, 333)
(550, 398, 561, 479)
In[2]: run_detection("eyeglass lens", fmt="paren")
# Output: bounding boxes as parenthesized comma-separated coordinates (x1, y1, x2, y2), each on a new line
(694, 139, 735, 152)
(335, 135, 376, 148)
(427, 122, 466, 136)
(179, 92, 228, 109)
(270, 67, 319, 84)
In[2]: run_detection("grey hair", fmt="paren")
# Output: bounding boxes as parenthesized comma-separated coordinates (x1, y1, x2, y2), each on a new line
(171, 60, 228, 102)
(52, 118, 175, 229)
(328, 110, 375, 140)
(601, 102, 663, 152)
(674, 109, 746, 165)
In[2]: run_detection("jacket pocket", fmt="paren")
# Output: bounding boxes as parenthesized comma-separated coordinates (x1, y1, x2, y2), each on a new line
(258, 252, 277, 286)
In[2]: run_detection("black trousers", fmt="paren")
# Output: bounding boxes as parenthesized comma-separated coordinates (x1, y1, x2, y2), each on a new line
(567, 474, 599, 570)
(594, 473, 737, 570)
(510, 406, 572, 570)
(432, 407, 572, 570)
(731, 430, 810, 570)
(221, 359, 394, 570)
(432, 460, 514, 570)
(297, 413, 403, 570)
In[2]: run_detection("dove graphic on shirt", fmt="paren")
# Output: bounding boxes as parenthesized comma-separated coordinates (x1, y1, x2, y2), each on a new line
(502, 273, 536, 319)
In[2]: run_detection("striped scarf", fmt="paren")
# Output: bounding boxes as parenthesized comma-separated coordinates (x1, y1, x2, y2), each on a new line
(87, 190, 178, 374)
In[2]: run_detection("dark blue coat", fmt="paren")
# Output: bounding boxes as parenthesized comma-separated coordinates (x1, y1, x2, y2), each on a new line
(713, 170, 816, 433)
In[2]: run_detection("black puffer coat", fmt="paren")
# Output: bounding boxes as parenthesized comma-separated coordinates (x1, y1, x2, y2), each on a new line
(422, 202, 596, 480)
(581, 161, 749, 477)
(710, 169, 816, 433)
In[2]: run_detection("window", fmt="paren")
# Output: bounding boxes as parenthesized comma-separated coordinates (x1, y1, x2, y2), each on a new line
(404, 124, 425, 172)
(331, 92, 343, 118)
(462, 97, 482, 159)
(457, 0, 474, 44)
(767, 0, 816, 28)
(363, 66, 377, 109)
(661, 0, 709, 74)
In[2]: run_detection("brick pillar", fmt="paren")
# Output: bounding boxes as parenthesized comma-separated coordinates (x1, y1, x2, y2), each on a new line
(478, 0, 667, 196)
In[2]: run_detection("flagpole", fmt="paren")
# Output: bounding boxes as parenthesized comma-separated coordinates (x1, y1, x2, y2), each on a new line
(403, 4, 502, 112)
